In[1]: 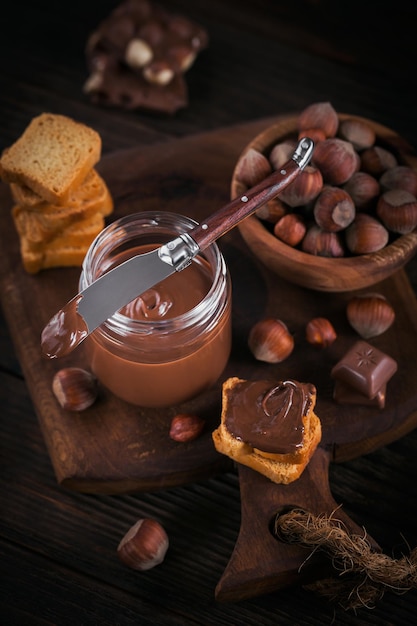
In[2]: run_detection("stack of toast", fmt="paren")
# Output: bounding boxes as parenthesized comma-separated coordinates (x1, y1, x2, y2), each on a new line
(0, 113, 113, 273)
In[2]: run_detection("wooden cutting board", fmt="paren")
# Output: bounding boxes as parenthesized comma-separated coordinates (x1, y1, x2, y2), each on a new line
(2, 117, 417, 601)
(1, 116, 417, 500)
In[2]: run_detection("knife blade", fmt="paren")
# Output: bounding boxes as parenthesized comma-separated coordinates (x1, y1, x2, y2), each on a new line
(41, 137, 314, 358)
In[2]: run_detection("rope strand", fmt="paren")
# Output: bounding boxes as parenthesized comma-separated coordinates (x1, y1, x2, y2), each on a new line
(274, 508, 417, 610)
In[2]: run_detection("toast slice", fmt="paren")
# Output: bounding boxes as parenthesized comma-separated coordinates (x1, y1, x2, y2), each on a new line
(20, 243, 94, 274)
(11, 173, 113, 247)
(9, 182, 48, 207)
(19, 211, 105, 251)
(10, 167, 111, 210)
(0, 113, 101, 204)
(18, 212, 105, 274)
(212, 377, 322, 484)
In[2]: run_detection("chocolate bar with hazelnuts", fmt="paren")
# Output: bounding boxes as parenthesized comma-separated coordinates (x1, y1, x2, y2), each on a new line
(83, 0, 209, 113)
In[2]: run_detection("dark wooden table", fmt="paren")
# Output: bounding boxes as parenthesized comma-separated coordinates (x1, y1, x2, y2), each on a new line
(2, 1, 417, 624)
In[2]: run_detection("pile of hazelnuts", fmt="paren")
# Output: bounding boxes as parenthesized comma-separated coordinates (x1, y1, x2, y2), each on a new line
(236, 102, 417, 256)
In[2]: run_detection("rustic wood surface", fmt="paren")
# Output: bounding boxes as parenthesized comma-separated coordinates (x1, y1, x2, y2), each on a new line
(2, 116, 417, 493)
(1, 1, 417, 624)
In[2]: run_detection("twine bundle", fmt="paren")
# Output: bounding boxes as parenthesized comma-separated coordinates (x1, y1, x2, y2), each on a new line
(274, 507, 417, 610)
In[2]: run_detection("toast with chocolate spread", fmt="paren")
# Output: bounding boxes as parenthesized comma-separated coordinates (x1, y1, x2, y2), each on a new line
(212, 377, 322, 484)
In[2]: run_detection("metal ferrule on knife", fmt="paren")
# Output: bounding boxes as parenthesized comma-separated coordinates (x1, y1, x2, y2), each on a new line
(158, 233, 200, 272)
(292, 137, 315, 169)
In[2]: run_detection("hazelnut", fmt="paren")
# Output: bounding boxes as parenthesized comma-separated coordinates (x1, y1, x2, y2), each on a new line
(269, 140, 297, 170)
(338, 118, 376, 151)
(343, 171, 380, 210)
(360, 146, 398, 177)
(345, 213, 389, 254)
(234, 147, 272, 187)
(306, 317, 337, 348)
(297, 128, 327, 143)
(52, 367, 98, 411)
(346, 293, 395, 338)
(143, 61, 175, 85)
(313, 186, 355, 232)
(248, 318, 294, 363)
(273, 213, 306, 246)
(298, 102, 339, 138)
(313, 138, 360, 185)
(125, 38, 153, 69)
(169, 414, 205, 442)
(117, 518, 169, 571)
(256, 197, 288, 223)
(278, 165, 323, 207)
(376, 189, 417, 234)
(379, 165, 417, 196)
(301, 225, 345, 257)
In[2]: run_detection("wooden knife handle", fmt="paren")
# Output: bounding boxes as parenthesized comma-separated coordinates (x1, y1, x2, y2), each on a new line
(190, 157, 301, 251)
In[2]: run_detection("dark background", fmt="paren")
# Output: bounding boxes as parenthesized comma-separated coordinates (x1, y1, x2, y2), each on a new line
(1, 1, 417, 624)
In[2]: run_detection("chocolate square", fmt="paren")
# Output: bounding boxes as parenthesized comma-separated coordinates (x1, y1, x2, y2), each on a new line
(331, 340, 397, 399)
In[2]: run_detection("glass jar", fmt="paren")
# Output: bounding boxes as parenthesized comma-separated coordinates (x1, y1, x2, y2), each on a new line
(79, 212, 232, 408)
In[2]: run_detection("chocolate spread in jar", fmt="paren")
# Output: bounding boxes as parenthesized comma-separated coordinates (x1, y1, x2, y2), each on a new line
(117, 251, 211, 321)
(85, 244, 231, 408)
(225, 379, 316, 454)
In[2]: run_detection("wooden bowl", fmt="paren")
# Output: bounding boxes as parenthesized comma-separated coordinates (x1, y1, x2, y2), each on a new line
(232, 114, 417, 292)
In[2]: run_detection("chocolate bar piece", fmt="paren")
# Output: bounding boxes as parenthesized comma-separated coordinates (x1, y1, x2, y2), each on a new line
(83, 61, 188, 113)
(333, 379, 386, 408)
(331, 340, 397, 399)
(84, 0, 209, 113)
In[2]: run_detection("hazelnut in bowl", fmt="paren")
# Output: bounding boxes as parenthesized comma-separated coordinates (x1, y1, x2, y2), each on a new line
(232, 102, 417, 292)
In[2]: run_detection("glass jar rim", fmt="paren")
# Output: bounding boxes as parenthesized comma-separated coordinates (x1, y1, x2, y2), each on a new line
(80, 211, 228, 335)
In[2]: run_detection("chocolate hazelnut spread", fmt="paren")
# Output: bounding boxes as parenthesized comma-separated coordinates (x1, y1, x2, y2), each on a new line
(42, 212, 232, 408)
(41, 295, 89, 359)
(224, 379, 316, 454)
(40, 243, 211, 358)
(117, 246, 212, 321)
(85, 249, 231, 407)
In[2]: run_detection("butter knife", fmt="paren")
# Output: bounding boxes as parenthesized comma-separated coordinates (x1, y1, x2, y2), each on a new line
(41, 137, 314, 358)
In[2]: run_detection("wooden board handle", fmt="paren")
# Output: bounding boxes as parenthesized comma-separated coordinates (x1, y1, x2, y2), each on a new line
(215, 447, 380, 602)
